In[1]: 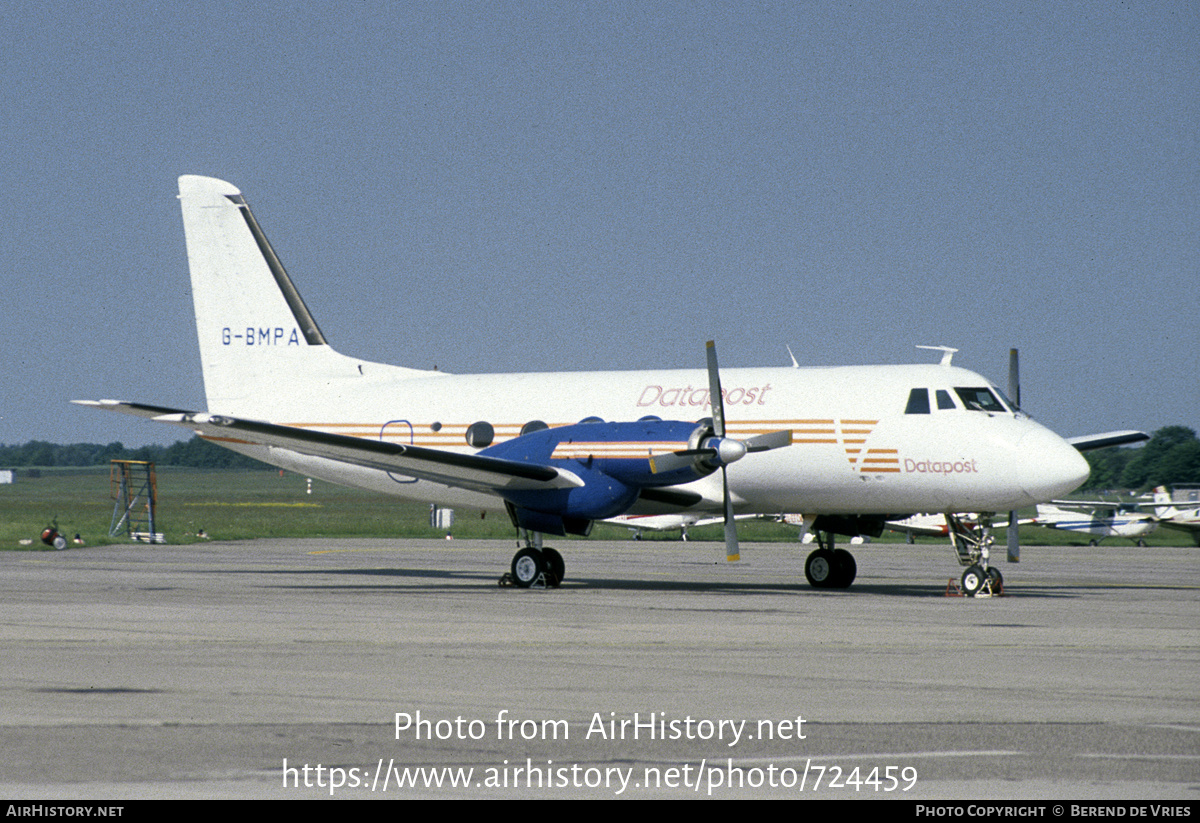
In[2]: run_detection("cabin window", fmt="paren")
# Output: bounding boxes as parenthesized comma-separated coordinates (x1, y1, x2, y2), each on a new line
(520, 420, 549, 436)
(936, 389, 956, 410)
(465, 421, 495, 447)
(905, 388, 930, 414)
(954, 387, 1006, 412)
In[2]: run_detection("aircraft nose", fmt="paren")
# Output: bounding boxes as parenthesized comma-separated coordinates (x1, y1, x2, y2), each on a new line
(1017, 426, 1091, 503)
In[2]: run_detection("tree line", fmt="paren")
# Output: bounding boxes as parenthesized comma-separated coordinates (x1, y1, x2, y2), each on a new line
(1082, 426, 1200, 491)
(2, 426, 1198, 490)
(0, 437, 265, 470)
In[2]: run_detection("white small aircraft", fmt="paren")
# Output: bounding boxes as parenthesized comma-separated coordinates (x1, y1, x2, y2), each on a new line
(78, 176, 1145, 594)
(885, 512, 972, 541)
(1149, 486, 1200, 546)
(1033, 502, 1158, 546)
(607, 512, 724, 541)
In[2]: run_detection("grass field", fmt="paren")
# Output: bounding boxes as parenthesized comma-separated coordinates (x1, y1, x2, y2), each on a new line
(1, 466, 1192, 550)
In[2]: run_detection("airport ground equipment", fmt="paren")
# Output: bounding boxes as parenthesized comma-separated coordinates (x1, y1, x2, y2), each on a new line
(109, 460, 163, 542)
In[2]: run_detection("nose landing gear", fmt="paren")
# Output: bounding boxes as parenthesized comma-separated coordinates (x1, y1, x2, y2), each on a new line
(947, 514, 1003, 597)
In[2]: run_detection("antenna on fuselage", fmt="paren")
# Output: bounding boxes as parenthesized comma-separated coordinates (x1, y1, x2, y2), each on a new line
(916, 345, 958, 366)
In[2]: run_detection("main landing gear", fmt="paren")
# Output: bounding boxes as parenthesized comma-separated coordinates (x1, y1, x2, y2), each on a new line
(947, 513, 1003, 597)
(804, 531, 857, 589)
(499, 530, 564, 588)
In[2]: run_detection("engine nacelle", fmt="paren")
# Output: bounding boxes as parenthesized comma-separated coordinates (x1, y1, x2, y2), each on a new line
(479, 419, 719, 528)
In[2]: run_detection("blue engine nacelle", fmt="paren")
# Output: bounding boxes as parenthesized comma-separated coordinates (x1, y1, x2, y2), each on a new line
(479, 419, 721, 534)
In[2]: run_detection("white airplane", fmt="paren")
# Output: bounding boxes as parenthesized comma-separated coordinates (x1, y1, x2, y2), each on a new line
(885, 512, 971, 541)
(607, 512, 723, 540)
(77, 175, 1143, 594)
(1032, 502, 1158, 546)
(1149, 486, 1200, 546)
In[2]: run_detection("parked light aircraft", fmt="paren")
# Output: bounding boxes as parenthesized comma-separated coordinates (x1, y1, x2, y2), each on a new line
(1033, 502, 1157, 546)
(1149, 486, 1200, 545)
(885, 512, 974, 541)
(77, 175, 1143, 594)
(608, 513, 723, 541)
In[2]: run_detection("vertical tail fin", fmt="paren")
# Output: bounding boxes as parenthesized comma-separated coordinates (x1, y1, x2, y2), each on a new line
(1152, 486, 1178, 518)
(178, 175, 425, 419)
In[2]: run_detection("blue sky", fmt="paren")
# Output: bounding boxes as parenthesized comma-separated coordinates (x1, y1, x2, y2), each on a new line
(4, 1, 1196, 447)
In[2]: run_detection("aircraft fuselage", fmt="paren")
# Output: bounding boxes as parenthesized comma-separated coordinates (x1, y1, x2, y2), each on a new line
(219, 359, 1089, 520)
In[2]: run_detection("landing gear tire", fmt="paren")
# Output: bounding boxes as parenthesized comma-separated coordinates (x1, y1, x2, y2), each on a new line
(961, 564, 986, 596)
(806, 547, 857, 589)
(832, 549, 856, 588)
(805, 549, 836, 588)
(543, 547, 565, 587)
(511, 548, 545, 588)
(986, 567, 1003, 594)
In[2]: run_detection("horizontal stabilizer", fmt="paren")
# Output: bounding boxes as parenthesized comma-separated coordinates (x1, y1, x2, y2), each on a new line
(72, 399, 190, 420)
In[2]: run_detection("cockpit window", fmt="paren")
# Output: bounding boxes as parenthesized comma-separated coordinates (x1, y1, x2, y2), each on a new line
(994, 387, 1020, 412)
(954, 387, 1007, 412)
(905, 388, 930, 414)
(935, 389, 956, 410)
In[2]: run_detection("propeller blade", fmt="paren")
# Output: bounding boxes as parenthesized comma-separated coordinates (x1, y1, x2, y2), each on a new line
(708, 341, 739, 562)
(647, 450, 709, 475)
(706, 340, 726, 438)
(743, 429, 793, 452)
(722, 466, 739, 562)
(1007, 347, 1021, 410)
(1007, 347, 1021, 563)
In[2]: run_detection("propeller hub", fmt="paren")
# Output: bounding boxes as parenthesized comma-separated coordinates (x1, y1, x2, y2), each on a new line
(715, 437, 747, 466)
(693, 435, 748, 468)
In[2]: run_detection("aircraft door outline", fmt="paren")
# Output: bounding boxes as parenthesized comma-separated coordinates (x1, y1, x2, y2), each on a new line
(380, 419, 418, 484)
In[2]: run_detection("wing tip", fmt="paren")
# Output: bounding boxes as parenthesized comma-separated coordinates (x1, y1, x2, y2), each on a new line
(1067, 430, 1151, 451)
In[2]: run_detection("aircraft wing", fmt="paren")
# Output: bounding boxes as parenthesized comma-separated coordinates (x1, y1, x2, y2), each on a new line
(885, 512, 1031, 537)
(1157, 518, 1200, 538)
(73, 401, 584, 494)
(1046, 499, 1112, 512)
(1047, 498, 1148, 513)
(1066, 431, 1149, 451)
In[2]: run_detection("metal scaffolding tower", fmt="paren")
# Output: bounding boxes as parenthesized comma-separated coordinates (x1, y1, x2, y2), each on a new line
(109, 460, 163, 543)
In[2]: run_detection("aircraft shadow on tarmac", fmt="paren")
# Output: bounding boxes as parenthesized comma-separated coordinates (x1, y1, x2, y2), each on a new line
(227, 564, 1114, 599)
